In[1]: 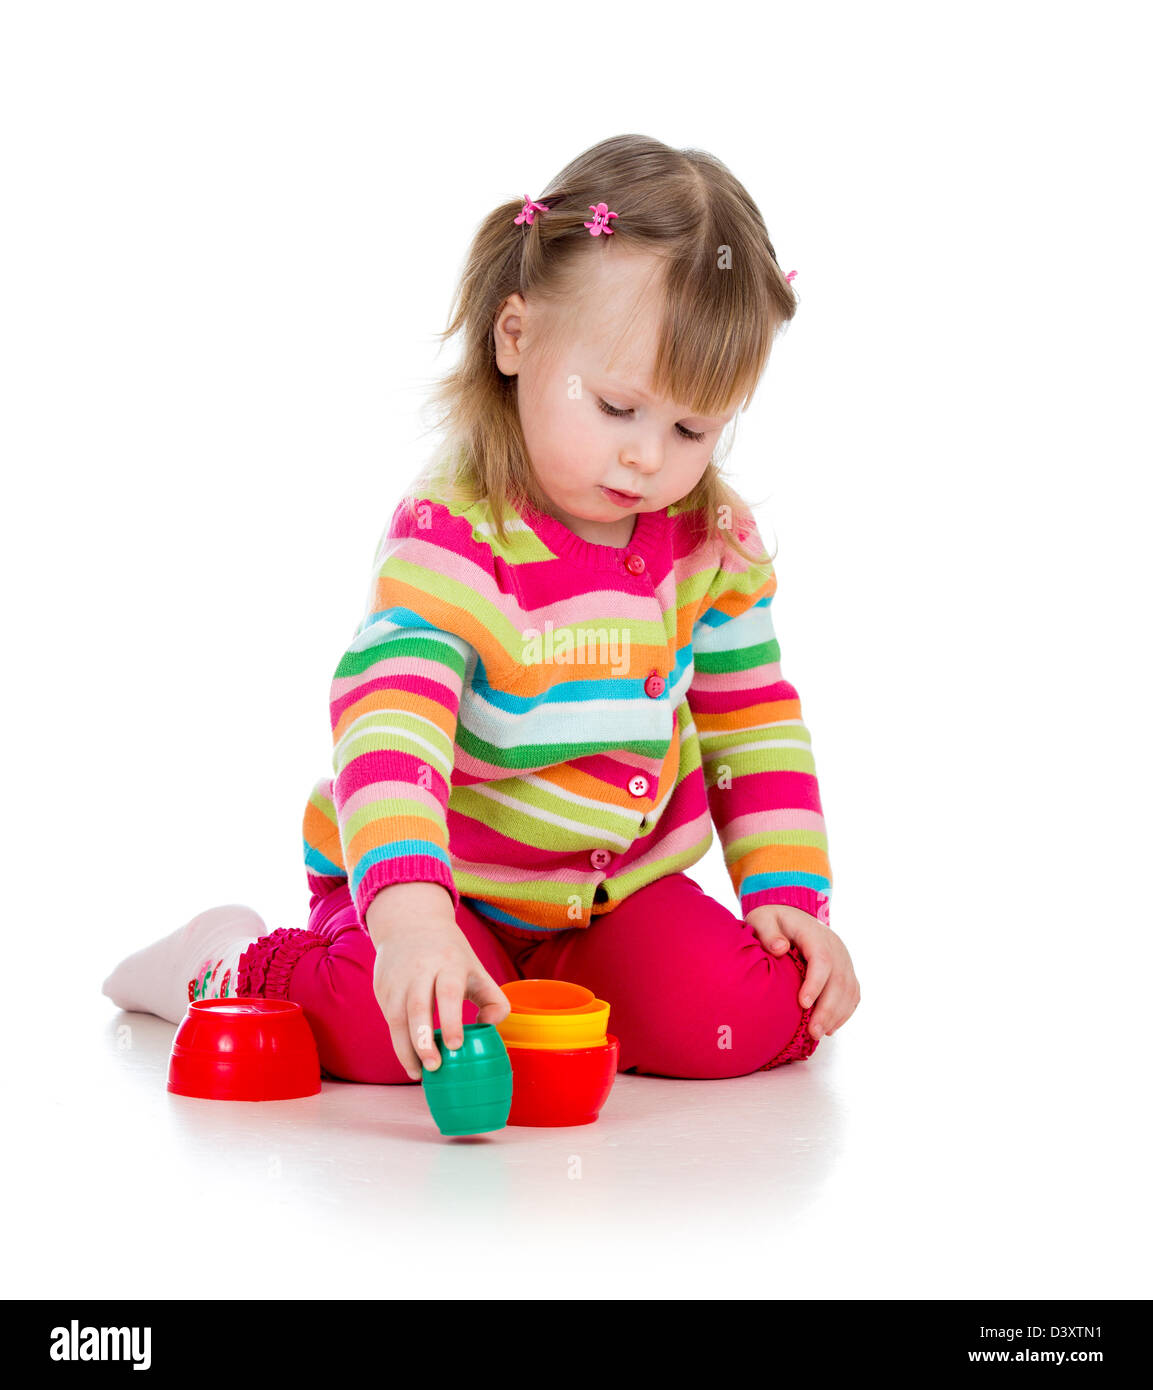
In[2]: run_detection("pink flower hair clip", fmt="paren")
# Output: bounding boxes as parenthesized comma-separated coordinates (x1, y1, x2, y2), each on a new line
(584, 201, 618, 236)
(514, 195, 550, 226)
(786, 269, 798, 282)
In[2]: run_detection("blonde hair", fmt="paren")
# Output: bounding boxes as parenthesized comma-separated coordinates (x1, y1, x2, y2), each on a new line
(408, 133, 798, 565)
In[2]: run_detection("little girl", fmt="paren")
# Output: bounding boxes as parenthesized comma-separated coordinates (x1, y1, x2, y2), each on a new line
(104, 133, 859, 1084)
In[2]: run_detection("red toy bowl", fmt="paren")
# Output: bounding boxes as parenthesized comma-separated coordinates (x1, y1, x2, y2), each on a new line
(167, 999, 322, 1101)
(505, 1034, 619, 1127)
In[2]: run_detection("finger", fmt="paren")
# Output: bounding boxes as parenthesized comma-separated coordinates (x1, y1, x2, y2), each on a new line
(435, 976, 466, 1052)
(818, 972, 861, 1036)
(826, 982, 862, 1036)
(798, 951, 832, 1011)
(407, 982, 442, 1074)
(471, 971, 512, 1024)
(750, 919, 790, 953)
(382, 1008, 423, 1082)
(810, 985, 845, 1038)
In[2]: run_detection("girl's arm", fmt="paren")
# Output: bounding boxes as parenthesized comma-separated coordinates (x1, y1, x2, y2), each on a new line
(303, 496, 490, 932)
(685, 515, 833, 926)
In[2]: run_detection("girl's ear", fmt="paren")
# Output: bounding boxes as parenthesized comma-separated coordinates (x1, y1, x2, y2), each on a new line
(493, 294, 528, 375)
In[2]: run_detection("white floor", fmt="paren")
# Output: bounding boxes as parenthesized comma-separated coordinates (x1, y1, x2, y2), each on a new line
(6, 0, 1153, 1310)
(7, 911, 1148, 1301)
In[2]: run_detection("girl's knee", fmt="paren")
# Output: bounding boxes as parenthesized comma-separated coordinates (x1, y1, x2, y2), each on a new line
(621, 944, 814, 1078)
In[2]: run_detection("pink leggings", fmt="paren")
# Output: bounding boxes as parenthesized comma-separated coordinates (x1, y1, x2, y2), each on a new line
(236, 872, 820, 1083)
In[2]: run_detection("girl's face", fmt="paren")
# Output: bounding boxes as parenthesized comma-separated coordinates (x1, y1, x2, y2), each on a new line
(494, 247, 738, 546)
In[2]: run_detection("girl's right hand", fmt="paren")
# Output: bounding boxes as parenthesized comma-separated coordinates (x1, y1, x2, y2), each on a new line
(365, 882, 511, 1081)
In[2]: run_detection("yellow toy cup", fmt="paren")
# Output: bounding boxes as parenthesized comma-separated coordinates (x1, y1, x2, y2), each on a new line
(496, 990, 610, 1050)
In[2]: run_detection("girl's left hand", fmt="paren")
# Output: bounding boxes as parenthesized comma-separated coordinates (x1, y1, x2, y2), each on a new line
(745, 904, 860, 1042)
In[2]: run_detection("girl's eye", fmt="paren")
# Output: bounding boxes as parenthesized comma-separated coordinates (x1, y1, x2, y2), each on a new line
(596, 397, 707, 443)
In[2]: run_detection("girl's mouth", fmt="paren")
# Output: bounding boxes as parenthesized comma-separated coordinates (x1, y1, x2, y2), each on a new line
(601, 486, 642, 507)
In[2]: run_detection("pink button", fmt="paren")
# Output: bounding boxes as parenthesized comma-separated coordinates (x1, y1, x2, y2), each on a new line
(628, 775, 648, 797)
(644, 673, 665, 698)
(625, 554, 646, 575)
(590, 849, 611, 869)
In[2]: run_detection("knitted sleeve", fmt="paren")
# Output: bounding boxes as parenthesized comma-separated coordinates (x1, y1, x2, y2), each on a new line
(685, 516, 833, 925)
(325, 496, 491, 929)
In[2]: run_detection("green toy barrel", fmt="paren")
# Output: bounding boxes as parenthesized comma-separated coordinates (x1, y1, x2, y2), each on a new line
(421, 1023, 513, 1136)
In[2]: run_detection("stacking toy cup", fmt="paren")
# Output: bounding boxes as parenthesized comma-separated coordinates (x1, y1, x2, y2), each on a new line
(421, 1023, 513, 1136)
(500, 979, 594, 1012)
(502, 1035, 620, 1126)
(496, 979, 619, 1126)
(167, 998, 322, 1101)
(496, 998, 610, 1049)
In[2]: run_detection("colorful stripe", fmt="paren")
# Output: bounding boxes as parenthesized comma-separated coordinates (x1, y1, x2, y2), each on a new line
(303, 493, 832, 933)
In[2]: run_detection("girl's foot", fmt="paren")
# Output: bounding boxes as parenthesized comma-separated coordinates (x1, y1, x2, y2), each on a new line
(101, 904, 267, 1024)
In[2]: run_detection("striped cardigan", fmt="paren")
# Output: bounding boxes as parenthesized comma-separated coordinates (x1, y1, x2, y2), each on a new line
(301, 490, 832, 940)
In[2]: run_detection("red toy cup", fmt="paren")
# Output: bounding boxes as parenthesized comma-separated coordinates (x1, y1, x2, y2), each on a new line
(505, 1034, 619, 1127)
(168, 999, 322, 1101)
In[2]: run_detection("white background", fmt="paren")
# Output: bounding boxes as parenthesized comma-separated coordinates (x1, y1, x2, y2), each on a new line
(3, 0, 1149, 1303)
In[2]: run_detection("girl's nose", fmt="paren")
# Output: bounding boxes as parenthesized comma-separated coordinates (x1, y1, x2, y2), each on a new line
(621, 437, 663, 475)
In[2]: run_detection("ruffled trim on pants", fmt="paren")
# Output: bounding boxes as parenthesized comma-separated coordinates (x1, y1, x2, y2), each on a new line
(237, 927, 328, 1001)
(760, 945, 821, 1071)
